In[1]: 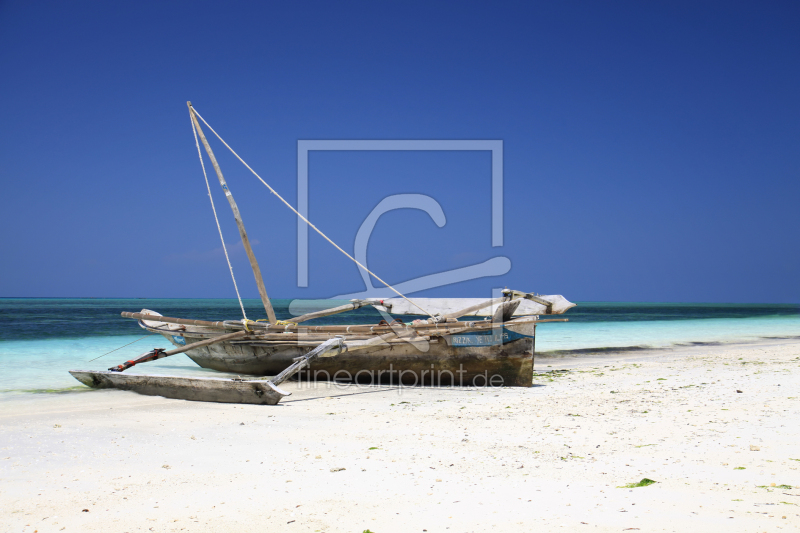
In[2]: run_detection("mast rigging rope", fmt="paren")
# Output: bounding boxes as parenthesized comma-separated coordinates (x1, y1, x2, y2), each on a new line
(190, 113, 249, 321)
(191, 107, 434, 320)
(86, 333, 157, 362)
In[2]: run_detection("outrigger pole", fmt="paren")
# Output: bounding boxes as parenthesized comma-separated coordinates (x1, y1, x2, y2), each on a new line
(187, 101, 277, 323)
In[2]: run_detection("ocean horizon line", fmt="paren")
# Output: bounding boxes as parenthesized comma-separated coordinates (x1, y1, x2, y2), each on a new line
(0, 296, 798, 306)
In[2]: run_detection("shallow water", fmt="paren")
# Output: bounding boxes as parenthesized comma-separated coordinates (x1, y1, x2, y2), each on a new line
(1, 299, 797, 394)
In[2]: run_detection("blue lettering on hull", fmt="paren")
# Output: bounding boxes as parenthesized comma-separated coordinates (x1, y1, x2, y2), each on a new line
(446, 327, 533, 347)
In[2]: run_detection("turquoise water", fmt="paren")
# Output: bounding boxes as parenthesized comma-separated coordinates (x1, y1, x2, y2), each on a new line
(1, 299, 798, 394)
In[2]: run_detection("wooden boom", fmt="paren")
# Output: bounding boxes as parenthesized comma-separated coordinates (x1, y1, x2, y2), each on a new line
(121, 311, 566, 334)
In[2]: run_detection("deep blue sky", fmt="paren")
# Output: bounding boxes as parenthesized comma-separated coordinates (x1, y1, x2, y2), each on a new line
(0, 1, 798, 303)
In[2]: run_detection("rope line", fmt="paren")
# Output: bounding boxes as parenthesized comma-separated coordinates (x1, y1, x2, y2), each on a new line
(86, 333, 156, 362)
(190, 113, 249, 321)
(191, 108, 435, 320)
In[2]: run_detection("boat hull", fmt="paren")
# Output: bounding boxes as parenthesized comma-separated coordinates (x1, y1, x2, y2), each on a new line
(158, 324, 536, 387)
(68, 370, 290, 405)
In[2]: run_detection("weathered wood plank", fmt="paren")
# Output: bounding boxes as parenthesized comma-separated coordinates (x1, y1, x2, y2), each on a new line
(69, 371, 289, 405)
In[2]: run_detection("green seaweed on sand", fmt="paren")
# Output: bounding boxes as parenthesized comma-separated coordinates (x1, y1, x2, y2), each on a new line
(368, 447, 380, 450)
(734, 466, 746, 470)
(618, 478, 657, 488)
(757, 484, 793, 490)
(533, 369, 569, 382)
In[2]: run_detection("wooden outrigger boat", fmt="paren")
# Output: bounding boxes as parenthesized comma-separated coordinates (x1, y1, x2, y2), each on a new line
(69, 103, 575, 404)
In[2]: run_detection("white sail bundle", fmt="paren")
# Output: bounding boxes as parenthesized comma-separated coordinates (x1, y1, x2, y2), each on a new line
(369, 295, 575, 317)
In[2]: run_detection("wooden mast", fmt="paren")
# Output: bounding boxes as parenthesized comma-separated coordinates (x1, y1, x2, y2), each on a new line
(187, 101, 277, 323)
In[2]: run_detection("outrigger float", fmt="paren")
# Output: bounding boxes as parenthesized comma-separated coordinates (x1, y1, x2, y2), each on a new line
(69, 103, 575, 404)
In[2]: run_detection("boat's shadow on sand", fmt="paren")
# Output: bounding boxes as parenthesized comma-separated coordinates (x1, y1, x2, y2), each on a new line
(280, 382, 547, 404)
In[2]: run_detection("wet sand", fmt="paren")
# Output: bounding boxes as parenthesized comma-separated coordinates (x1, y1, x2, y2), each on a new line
(1, 339, 799, 532)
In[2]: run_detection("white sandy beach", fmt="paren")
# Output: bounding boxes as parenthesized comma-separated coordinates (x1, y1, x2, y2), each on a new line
(1, 339, 799, 532)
